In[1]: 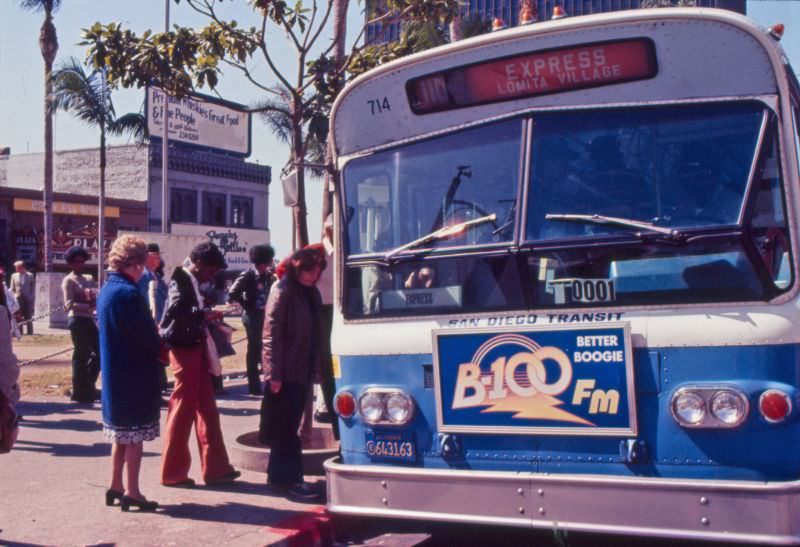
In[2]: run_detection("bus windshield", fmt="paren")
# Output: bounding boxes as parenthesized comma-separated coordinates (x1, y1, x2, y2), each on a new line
(341, 102, 792, 319)
(343, 119, 522, 257)
(527, 103, 763, 240)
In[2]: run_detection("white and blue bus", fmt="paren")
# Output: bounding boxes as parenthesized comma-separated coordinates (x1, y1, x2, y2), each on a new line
(325, 8, 800, 544)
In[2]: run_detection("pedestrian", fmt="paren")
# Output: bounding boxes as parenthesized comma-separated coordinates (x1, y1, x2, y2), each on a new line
(150, 259, 169, 324)
(138, 244, 169, 397)
(1, 270, 21, 340)
(160, 242, 240, 487)
(97, 235, 162, 512)
(0, 285, 20, 406)
(0, 286, 20, 453)
(261, 247, 326, 501)
(10, 260, 35, 335)
(228, 244, 275, 395)
(62, 246, 100, 403)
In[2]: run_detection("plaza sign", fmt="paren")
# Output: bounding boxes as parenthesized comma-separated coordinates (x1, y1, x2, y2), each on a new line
(171, 224, 270, 270)
(147, 87, 252, 156)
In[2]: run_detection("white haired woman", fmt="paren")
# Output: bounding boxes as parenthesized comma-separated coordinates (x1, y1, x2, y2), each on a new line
(97, 235, 163, 512)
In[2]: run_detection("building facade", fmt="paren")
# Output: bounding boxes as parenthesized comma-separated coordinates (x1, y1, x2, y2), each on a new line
(366, 0, 746, 44)
(0, 142, 271, 277)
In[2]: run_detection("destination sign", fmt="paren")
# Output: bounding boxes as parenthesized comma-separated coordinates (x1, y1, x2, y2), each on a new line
(408, 38, 657, 114)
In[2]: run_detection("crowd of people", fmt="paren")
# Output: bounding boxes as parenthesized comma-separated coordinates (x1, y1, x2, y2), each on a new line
(0, 235, 330, 509)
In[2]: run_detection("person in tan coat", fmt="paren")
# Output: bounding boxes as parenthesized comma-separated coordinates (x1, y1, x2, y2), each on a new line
(0, 287, 20, 405)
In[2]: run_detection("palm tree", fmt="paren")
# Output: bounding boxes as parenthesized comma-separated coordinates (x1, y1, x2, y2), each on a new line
(19, 0, 60, 272)
(50, 57, 147, 283)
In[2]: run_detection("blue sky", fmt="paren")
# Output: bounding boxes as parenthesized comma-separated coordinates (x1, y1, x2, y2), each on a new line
(0, 0, 797, 256)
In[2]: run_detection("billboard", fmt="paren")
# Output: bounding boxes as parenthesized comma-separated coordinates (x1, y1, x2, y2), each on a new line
(147, 87, 251, 156)
(433, 323, 637, 436)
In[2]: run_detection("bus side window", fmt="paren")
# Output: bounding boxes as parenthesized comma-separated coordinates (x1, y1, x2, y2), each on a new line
(748, 126, 792, 290)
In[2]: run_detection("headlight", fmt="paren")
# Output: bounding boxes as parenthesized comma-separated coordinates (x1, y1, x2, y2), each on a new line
(710, 390, 748, 426)
(672, 390, 706, 425)
(671, 386, 750, 428)
(385, 392, 414, 424)
(359, 392, 384, 424)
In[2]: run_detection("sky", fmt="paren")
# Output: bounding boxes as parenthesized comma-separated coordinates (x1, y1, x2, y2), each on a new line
(0, 0, 364, 258)
(0, 0, 798, 257)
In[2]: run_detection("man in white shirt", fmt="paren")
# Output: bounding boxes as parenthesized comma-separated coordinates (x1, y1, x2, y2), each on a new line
(10, 261, 34, 335)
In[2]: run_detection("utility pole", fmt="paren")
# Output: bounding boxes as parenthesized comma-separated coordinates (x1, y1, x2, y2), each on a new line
(161, 0, 170, 233)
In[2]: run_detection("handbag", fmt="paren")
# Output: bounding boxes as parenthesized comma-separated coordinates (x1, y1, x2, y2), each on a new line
(0, 390, 19, 454)
(209, 322, 236, 358)
(205, 328, 223, 377)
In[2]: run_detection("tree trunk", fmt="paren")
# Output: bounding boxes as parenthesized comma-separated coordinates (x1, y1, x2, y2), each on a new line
(98, 127, 106, 285)
(292, 105, 309, 249)
(321, 0, 350, 238)
(40, 10, 58, 272)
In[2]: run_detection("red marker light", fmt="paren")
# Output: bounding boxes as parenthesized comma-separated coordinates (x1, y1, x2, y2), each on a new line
(519, 0, 536, 25)
(491, 17, 506, 31)
(769, 23, 785, 40)
(335, 392, 356, 418)
(552, 6, 567, 19)
(760, 390, 791, 423)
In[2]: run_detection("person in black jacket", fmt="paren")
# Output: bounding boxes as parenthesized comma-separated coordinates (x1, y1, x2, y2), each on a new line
(261, 247, 326, 502)
(160, 242, 240, 487)
(228, 244, 275, 395)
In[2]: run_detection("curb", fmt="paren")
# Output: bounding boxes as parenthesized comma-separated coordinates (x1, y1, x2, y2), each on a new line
(229, 430, 339, 475)
(265, 506, 334, 547)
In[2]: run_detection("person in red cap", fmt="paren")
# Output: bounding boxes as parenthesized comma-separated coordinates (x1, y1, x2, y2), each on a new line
(260, 246, 327, 501)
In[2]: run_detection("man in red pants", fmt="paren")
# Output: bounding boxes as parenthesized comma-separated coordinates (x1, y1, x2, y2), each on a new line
(159, 242, 240, 487)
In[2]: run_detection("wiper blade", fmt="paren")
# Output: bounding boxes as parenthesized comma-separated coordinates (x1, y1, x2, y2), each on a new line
(384, 213, 497, 260)
(544, 213, 684, 241)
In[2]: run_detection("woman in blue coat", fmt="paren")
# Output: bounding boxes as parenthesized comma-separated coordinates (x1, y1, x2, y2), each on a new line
(97, 235, 163, 512)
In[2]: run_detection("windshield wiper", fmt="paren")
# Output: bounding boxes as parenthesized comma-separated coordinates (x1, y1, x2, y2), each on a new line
(544, 213, 684, 241)
(384, 213, 497, 260)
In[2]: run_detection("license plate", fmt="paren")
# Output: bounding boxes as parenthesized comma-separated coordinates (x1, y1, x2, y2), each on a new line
(365, 430, 416, 462)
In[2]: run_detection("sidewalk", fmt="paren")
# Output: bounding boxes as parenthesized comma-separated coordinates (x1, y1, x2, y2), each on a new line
(0, 380, 329, 547)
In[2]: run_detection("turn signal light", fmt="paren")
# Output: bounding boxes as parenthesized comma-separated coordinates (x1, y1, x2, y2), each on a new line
(759, 390, 791, 423)
(334, 391, 356, 419)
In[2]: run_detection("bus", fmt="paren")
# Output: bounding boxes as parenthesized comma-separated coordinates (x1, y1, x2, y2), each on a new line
(325, 8, 800, 544)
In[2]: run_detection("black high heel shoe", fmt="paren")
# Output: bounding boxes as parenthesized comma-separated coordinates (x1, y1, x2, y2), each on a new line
(120, 495, 159, 512)
(105, 489, 124, 507)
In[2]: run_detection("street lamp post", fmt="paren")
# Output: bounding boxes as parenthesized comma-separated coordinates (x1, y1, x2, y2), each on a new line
(161, 0, 170, 234)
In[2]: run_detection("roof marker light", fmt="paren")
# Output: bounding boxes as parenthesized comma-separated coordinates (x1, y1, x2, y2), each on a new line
(769, 24, 785, 40)
(491, 17, 506, 31)
(518, 0, 536, 25)
(552, 6, 567, 20)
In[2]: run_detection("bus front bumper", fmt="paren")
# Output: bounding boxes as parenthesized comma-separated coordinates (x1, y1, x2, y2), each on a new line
(325, 457, 800, 545)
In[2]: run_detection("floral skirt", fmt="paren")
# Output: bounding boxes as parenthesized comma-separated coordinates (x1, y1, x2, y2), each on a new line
(103, 421, 160, 444)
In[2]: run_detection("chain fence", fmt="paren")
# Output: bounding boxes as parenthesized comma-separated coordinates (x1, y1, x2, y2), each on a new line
(17, 328, 249, 367)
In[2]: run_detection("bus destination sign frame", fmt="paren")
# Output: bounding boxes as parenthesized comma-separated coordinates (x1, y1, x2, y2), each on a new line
(407, 38, 658, 114)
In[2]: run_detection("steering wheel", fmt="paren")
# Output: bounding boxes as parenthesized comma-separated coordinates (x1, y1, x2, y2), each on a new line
(443, 201, 498, 243)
